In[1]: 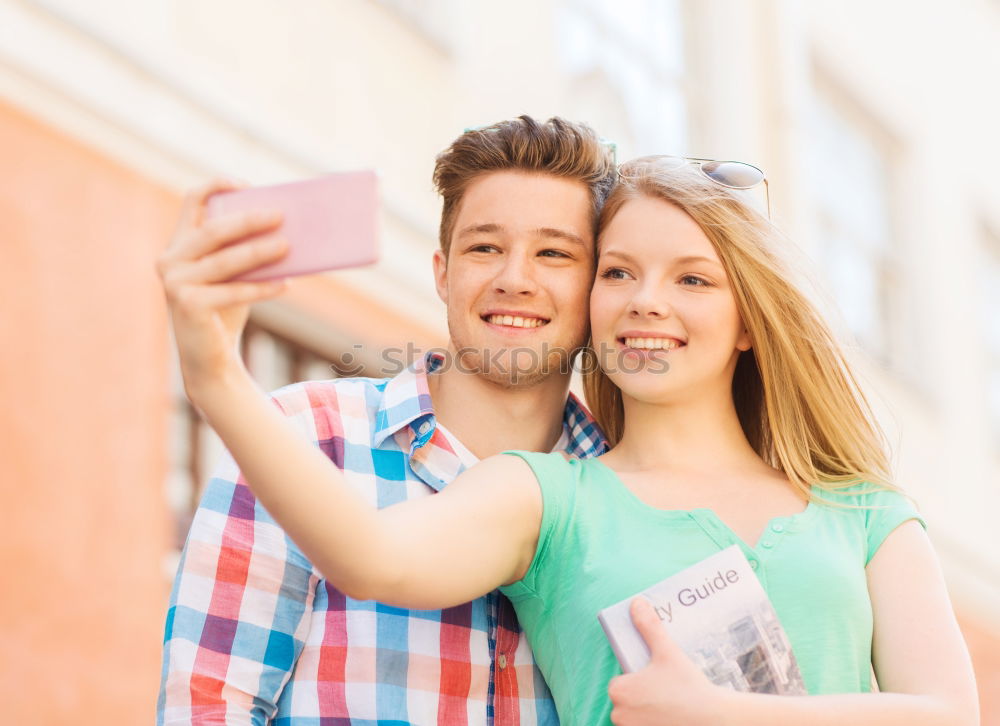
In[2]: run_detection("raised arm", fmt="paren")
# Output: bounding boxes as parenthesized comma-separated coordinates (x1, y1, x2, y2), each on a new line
(157, 180, 542, 612)
(193, 371, 542, 609)
(156, 180, 319, 724)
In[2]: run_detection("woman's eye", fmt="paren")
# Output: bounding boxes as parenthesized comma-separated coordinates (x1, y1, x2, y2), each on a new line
(680, 274, 711, 287)
(600, 267, 632, 280)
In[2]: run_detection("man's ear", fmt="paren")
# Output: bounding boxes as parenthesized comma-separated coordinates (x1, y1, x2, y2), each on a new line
(432, 248, 448, 304)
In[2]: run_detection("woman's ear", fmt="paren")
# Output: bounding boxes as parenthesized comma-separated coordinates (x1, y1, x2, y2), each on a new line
(737, 326, 752, 352)
(432, 248, 448, 304)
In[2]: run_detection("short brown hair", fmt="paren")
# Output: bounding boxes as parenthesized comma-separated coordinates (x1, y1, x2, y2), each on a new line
(432, 115, 617, 257)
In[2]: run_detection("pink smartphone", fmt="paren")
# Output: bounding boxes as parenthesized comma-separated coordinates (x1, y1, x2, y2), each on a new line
(204, 171, 379, 281)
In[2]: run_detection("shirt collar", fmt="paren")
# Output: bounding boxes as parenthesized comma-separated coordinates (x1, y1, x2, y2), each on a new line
(372, 351, 441, 448)
(562, 390, 610, 458)
(372, 351, 609, 457)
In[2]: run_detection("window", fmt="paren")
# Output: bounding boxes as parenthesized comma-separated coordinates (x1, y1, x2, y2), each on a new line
(807, 89, 898, 363)
(375, 0, 456, 53)
(557, 0, 687, 157)
(982, 225, 1000, 441)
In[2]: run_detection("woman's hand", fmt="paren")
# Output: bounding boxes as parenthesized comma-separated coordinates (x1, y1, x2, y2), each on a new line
(156, 180, 290, 403)
(608, 597, 730, 726)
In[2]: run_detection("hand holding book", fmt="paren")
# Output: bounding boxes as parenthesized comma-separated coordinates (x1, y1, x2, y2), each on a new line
(602, 547, 807, 725)
(607, 597, 732, 726)
(599, 546, 806, 692)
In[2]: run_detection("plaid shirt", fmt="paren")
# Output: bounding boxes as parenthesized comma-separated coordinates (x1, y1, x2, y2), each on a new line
(157, 353, 608, 726)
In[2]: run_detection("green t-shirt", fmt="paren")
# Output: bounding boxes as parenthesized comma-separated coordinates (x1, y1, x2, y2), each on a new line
(499, 451, 926, 726)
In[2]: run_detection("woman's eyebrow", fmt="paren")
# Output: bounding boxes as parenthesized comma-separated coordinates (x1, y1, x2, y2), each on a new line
(673, 255, 724, 269)
(600, 248, 638, 264)
(601, 250, 724, 270)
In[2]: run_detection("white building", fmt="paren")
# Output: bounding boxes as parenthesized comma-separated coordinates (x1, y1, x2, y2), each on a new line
(1, 0, 996, 721)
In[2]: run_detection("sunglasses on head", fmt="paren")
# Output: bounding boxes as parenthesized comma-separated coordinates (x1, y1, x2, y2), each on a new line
(619, 155, 770, 218)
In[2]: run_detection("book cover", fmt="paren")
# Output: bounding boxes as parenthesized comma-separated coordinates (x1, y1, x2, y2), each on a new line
(597, 545, 807, 694)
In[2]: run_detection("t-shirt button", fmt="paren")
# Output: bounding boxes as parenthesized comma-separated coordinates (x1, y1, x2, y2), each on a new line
(498, 654, 508, 670)
(772, 523, 785, 533)
(761, 540, 774, 549)
(750, 559, 759, 570)
(418, 421, 431, 435)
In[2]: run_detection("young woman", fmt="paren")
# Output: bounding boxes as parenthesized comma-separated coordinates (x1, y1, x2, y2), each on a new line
(161, 158, 979, 726)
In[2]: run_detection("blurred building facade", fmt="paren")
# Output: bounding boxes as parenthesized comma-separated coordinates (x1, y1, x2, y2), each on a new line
(1, 0, 997, 723)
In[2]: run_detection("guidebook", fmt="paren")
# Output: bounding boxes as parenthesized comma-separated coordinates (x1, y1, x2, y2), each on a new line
(597, 545, 807, 694)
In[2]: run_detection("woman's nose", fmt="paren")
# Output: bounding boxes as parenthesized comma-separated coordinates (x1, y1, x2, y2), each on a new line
(628, 286, 672, 319)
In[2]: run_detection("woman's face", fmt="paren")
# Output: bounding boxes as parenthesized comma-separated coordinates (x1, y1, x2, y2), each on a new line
(590, 195, 752, 406)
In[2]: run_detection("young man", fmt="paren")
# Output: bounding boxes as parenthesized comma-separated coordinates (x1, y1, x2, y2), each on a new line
(157, 116, 616, 725)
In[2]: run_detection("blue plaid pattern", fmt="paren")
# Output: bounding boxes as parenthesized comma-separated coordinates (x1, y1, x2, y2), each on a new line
(158, 352, 608, 725)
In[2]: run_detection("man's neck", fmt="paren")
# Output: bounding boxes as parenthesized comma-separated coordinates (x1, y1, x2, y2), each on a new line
(425, 352, 571, 460)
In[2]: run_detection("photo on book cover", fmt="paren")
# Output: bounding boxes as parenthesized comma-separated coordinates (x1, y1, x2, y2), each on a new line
(598, 545, 807, 695)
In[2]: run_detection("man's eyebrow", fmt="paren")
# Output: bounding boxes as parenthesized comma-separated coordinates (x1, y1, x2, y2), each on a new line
(534, 227, 588, 246)
(455, 224, 587, 247)
(456, 223, 504, 239)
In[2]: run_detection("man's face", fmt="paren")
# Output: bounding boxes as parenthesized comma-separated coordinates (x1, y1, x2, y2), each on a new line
(433, 171, 595, 388)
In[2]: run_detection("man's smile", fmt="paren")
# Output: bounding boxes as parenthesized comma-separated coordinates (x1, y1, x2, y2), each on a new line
(481, 309, 551, 331)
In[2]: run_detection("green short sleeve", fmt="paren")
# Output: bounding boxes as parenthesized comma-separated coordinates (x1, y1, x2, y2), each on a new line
(498, 451, 578, 601)
(860, 486, 927, 564)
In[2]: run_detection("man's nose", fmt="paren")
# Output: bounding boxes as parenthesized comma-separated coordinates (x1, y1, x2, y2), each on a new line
(493, 251, 539, 296)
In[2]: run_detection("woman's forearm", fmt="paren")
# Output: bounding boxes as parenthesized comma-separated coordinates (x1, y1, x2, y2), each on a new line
(718, 690, 976, 726)
(189, 368, 400, 600)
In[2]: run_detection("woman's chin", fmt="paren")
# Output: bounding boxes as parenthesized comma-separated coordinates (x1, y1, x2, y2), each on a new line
(608, 371, 686, 405)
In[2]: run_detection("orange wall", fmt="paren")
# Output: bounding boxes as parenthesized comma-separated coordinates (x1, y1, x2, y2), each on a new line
(0, 100, 178, 724)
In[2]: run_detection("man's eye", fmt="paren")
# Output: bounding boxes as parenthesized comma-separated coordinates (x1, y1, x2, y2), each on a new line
(539, 249, 571, 258)
(469, 244, 499, 253)
(600, 267, 631, 280)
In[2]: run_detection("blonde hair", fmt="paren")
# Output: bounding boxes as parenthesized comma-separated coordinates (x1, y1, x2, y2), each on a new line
(432, 116, 617, 257)
(582, 157, 897, 499)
